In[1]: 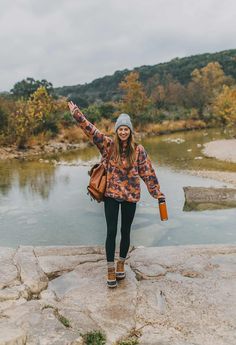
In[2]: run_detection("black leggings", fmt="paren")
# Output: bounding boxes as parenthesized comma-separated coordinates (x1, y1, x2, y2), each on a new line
(104, 197, 136, 262)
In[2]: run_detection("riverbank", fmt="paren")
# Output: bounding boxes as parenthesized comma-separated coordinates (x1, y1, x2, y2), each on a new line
(0, 140, 88, 160)
(0, 119, 207, 161)
(0, 244, 235, 345)
(183, 138, 236, 187)
(185, 170, 236, 186)
(203, 139, 236, 163)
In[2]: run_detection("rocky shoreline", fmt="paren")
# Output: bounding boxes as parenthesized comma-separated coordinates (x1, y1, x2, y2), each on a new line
(0, 141, 88, 161)
(203, 139, 236, 163)
(185, 169, 236, 187)
(0, 244, 235, 345)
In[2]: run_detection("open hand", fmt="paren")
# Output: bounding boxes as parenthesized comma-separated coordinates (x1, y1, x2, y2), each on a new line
(68, 101, 84, 117)
(68, 101, 77, 113)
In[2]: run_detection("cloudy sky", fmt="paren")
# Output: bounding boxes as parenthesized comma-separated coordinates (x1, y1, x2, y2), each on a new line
(0, 0, 236, 92)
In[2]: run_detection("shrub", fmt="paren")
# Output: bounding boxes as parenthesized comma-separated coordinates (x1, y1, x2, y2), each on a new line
(81, 330, 106, 345)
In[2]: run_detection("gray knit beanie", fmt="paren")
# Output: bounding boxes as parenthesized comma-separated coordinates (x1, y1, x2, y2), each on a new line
(115, 113, 133, 132)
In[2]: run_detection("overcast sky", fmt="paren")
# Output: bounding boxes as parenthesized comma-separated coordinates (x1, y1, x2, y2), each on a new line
(0, 0, 236, 92)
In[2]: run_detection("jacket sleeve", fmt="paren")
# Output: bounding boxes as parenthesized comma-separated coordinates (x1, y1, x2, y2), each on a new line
(71, 106, 112, 157)
(137, 145, 160, 199)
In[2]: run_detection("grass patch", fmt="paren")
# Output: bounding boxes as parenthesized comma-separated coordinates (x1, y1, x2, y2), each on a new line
(41, 305, 71, 328)
(58, 314, 71, 328)
(41, 304, 54, 310)
(117, 338, 139, 345)
(81, 330, 106, 345)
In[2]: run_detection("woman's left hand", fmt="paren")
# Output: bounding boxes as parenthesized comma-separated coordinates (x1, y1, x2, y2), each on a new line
(157, 191, 165, 199)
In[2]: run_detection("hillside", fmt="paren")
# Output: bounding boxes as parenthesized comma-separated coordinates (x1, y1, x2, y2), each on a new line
(55, 49, 236, 105)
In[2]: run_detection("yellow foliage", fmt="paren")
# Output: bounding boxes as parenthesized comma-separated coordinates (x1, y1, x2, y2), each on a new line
(98, 118, 114, 135)
(191, 62, 228, 92)
(60, 126, 87, 143)
(9, 86, 57, 148)
(212, 85, 236, 124)
(139, 119, 206, 134)
(187, 62, 232, 112)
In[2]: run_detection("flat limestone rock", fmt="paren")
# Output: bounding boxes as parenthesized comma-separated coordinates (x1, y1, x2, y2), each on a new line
(130, 262, 166, 279)
(0, 298, 27, 314)
(14, 246, 48, 295)
(129, 245, 206, 270)
(0, 248, 19, 289)
(1, 244, 236, 345)
(0, 324, 27, 345)
(46, 261, 138, 344)
(34, 245, 104, 257)
(38, 254, 104, 277)
(183, 186, 236, 211)
(133, 247, 236, 345)
(0, 286, 20, 302)
(1, 301, 84, 345)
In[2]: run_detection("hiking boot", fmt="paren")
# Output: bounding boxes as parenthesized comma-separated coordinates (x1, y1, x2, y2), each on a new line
(107, 267, 117, 288)
(116, 260, 126, 280)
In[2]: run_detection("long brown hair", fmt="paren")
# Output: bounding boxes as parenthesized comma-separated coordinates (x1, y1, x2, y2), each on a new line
(113, 131, 136, 167)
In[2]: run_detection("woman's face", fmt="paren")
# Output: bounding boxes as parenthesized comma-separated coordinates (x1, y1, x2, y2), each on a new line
(117, 126, 131, 142)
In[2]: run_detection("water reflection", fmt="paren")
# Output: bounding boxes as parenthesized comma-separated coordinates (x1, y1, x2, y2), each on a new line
(0, 161, 57, 199)
(0, 163, 14, 196)
(46, 145, 99, 164)
(183, 201, 236, 212)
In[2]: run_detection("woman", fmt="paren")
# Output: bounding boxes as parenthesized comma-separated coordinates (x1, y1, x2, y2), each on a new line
(68, 101, 163, 288)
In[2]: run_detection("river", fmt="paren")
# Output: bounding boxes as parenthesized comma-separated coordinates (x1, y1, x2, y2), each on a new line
(0, 127, 236, 247)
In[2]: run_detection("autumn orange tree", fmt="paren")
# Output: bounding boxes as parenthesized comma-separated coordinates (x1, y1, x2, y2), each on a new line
(211, 85, 236, 124)
(119, 71, 149, 124)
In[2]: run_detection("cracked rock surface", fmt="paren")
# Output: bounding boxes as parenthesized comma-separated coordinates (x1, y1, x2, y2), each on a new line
(0, 244, 235, 345)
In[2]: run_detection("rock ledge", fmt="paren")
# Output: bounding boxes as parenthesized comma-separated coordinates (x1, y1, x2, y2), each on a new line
(0, 244, 235, 345)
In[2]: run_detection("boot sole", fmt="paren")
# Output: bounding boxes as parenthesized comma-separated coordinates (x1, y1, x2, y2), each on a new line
(107, 282, 117, 288)
(107, 282, 117, 289)
(116, 274, 126, 280)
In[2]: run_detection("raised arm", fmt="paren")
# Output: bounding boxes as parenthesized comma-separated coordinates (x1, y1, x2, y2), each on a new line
(137, 145, 161, 199)
(68, 101, 112, 157)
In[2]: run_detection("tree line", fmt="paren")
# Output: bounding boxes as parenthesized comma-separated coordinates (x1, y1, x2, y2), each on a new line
(0, 60, 236, 149)
(55, 49, 236, 103)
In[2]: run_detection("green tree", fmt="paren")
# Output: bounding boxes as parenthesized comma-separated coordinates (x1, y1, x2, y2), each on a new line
(0, 105, 8, 132)
(98, 102, 115, 119)
(82, 104, 102, 123)
(10, 78, 54, 99)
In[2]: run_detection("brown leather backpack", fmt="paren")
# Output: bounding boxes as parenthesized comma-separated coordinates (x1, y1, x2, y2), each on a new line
(87, 149, 112, 202)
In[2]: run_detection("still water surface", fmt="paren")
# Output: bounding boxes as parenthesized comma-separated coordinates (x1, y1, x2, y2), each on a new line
(0, 128, 236, 247)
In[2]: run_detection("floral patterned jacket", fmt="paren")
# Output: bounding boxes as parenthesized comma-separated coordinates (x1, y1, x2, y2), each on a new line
(72, 107, 160, 202)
